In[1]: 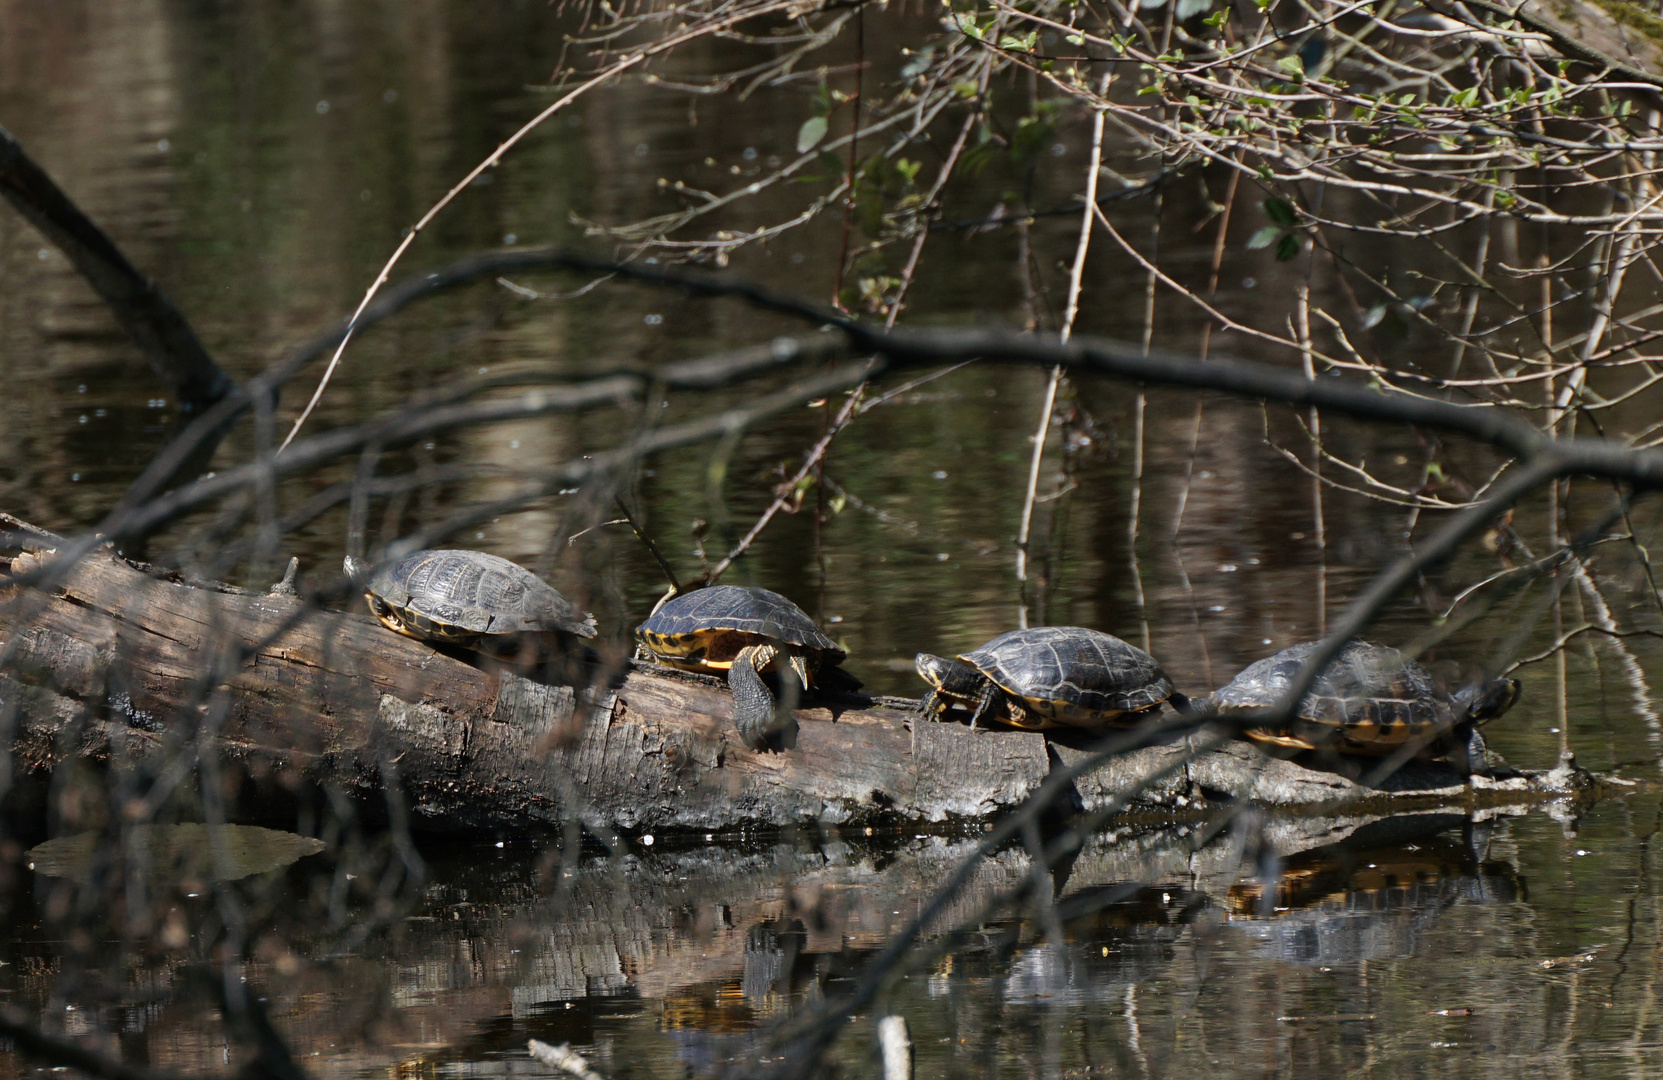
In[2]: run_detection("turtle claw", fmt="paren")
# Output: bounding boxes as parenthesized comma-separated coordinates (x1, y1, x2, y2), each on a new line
(788, 654, 812, 691)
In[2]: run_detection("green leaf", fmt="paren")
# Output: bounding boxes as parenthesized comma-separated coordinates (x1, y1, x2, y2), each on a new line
(796, 116, 829, 154)
(854, 192, 884, 236)
(1203, 7, 1229, 26)
(1263, 196, 1297, 226)
(1277, 54, 1304, 78)
(1246, 225, 1282, 249)
(1275, 233, 1300, 261)
(959, 141, 999, 179)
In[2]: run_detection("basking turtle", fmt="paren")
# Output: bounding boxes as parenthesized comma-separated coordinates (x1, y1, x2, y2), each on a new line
(1207, 640, 1520, 777)
(344, 549, 596, 647)
(635, 585, 848, 749)
(915, 626, 1185, 730)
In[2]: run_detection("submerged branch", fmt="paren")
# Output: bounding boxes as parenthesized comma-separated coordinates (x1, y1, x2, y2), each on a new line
(0, 125, 231, 412)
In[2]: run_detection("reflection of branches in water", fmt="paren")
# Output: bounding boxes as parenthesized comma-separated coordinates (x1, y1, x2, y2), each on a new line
(0, 1005, 191, 1080)
(819, 476, 999, 557)
(13, 0, 1663, 1068)
(752, 720, 1232, 1079)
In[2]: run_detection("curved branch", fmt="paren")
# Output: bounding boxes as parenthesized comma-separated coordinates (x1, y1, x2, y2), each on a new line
(0, 125, 231, 412)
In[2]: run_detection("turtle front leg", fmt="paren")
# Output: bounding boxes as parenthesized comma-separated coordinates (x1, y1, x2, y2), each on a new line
(1452, 723, 1492, 780)
(967, 685, 1002, 729)
(730, 643, 783, 750)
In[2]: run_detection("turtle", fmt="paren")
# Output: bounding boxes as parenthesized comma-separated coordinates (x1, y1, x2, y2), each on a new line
(635, 584, 848, 750)
(1205, 639, 1521, 777)
(343, 549, 596, 647)
(914, 626, 1187, 731)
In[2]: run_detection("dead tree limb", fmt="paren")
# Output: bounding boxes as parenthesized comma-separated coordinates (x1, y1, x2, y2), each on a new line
(0, 125, 231, 412)
(0, 524, 1607, 836)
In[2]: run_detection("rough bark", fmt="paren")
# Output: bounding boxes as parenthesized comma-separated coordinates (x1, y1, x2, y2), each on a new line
(0, 518, 1611, 836)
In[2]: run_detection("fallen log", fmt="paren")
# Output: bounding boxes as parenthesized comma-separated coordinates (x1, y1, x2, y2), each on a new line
(0, 515, 1614, 836)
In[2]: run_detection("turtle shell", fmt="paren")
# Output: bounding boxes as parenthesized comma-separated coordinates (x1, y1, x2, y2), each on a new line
(1209, 640, 1453, 753)
(365, 549, 596, 642)
(962, 626, 1175, 729)
(636, 585, 843, 672)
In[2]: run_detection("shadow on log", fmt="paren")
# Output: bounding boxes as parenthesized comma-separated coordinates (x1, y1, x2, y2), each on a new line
(0, 515, 1618, 837)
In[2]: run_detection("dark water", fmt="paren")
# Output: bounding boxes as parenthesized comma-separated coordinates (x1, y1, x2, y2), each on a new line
(2, 2, 1662, 1077)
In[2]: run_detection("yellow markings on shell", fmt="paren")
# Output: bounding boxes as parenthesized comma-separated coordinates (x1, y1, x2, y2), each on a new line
(1244, 730, 1315, 751)
(642, 630, 732, 671)
(1345, 720, 1380, 743)
(1022, 695, 1061, 719)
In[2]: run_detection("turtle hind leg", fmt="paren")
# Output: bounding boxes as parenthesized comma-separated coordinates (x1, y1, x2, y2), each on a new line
(730, 643, 782, 750)
(1453, 723, 1493, 780)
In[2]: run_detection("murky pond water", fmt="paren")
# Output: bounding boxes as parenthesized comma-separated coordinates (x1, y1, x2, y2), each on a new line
(3, 2, 1663, 1077)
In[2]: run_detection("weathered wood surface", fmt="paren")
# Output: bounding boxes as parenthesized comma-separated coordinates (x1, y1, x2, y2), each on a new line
(0, 523, 1612, 835)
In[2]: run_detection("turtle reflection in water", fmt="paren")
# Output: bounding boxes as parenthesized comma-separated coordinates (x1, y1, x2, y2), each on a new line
(636, 585, 852, 750)
(1207, 640, 1520, 776)
(345, 549, 596, 653)
(916, 626, 1187, 731)
(978, 886, 1212, 1006)
(1225, 825, 1522, 964)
